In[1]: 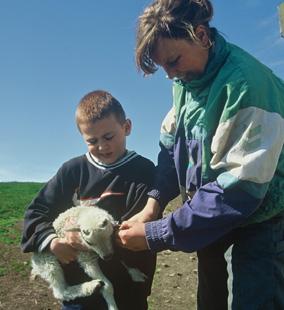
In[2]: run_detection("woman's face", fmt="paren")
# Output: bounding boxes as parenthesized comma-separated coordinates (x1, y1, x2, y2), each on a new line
(152, 32, 210, 83)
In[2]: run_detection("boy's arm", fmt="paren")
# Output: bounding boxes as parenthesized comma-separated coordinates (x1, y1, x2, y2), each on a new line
(148, 107, 180, 210)
(123, 197, 161, 223)
(124, 108, 180, 223)
(21, 190, 58, 253)
(113, 154, 160, 222)
(147, 144, 180, 210)
(21, 162, 78, 253)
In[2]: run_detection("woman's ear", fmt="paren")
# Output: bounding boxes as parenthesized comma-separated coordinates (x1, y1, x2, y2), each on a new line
(195, 25, 210, 48)
(124, 119, 132, 136)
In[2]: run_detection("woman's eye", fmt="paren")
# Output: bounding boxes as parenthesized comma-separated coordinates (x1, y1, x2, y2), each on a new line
(168, 57, 180, 68)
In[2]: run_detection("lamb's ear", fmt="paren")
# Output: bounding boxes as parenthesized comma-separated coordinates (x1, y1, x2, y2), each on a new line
(64, 227, 81, 232)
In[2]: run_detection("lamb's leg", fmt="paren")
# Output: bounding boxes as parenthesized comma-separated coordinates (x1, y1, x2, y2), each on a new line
(78, 253, 118, 310)
(120, 260, 148, 282)
(32, 253, 103, 301)
(58, 280, 103, 301)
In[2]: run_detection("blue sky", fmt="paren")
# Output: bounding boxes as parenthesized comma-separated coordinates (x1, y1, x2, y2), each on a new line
(1, 0, 284, 182)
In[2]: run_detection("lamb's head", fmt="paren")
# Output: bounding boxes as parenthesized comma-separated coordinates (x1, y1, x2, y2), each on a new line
(76, 208, 116, 261)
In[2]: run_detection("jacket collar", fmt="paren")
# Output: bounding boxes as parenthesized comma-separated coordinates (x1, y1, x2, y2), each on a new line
(175, 28, 230, 91)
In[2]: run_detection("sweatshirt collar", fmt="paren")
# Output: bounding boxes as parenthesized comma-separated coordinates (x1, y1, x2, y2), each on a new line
(86, 150, 138, 170)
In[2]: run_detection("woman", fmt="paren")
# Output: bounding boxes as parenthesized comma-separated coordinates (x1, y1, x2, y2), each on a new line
(117, 0, 284, 309)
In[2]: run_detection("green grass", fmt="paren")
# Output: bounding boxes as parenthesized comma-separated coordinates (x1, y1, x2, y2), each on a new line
(0, 182, 44, 244)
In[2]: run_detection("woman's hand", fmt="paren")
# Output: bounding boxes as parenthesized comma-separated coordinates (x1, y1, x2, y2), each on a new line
(115, 198, 160, 251)
(116, 222, 149, 251)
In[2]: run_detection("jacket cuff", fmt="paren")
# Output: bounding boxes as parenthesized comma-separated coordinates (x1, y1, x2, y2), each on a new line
(145, 220, 168, 252)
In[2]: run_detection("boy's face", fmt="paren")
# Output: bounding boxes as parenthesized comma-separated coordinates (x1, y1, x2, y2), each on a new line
(79, 114, 131, 165)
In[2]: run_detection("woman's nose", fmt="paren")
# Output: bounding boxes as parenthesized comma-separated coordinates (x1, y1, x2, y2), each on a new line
(164, 67, 176, 80)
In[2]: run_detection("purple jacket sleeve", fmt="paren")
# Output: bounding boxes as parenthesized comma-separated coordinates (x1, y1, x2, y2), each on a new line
(145, 181, 262, 252)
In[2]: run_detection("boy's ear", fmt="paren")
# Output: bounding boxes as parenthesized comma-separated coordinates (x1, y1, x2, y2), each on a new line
(124, 119, 132, 136)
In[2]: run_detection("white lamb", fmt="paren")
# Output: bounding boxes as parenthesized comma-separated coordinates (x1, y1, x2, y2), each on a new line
(31, 206, 147, 310)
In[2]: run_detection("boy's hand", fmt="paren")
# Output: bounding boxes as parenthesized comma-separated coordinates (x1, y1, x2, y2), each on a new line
(125, 210, 152, 223)
(64, 231, 88, 251)
(125, 197, 161, 223)
(63, 217, 88, 251)
(50, 237, 78, 264)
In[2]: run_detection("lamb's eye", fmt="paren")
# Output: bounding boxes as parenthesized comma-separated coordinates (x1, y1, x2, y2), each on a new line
(100, 219, 108, 228)
(82, 229, 90, 236)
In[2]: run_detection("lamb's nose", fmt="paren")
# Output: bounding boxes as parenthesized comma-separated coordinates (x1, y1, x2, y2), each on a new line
(103, 254, 113, 261)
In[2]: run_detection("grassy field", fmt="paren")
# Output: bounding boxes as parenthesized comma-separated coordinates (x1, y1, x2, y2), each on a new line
(0, 182, 44, 244)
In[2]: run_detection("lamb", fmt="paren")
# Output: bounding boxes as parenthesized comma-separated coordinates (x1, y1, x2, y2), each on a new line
(31, 206, 147, 310)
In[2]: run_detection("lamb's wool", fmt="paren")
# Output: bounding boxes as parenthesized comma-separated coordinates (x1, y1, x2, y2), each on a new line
(31, 206, 147, 310)
(32, 206, 118, 310)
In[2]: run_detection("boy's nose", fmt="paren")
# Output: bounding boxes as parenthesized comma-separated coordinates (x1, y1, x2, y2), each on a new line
(98, 143, 108, 151)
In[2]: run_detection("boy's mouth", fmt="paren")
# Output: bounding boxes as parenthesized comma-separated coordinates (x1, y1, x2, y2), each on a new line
(100, 152, 113, 158)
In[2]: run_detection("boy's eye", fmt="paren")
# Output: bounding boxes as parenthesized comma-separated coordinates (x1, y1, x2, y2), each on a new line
(87, 139, 97, 145)
(105, 135, 114, 141)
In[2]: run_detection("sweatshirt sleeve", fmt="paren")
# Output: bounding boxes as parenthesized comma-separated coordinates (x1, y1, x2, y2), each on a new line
(145, 85, 284, 252)
(21, 161, 79, 253)
(120, 157, 157, 221)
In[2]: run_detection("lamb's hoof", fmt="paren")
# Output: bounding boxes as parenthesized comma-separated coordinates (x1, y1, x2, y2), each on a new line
(93, 280, 105, 294)
(30, 272, 38, 281)
(82, 280, 104, 296)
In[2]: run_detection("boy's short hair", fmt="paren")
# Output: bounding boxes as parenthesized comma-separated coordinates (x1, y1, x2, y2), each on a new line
(76, 90, 126, 129)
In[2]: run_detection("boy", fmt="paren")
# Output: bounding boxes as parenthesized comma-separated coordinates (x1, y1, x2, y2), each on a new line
(21, 90, 156, 310)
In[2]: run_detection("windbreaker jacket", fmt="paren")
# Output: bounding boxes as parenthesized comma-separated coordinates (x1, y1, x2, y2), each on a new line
(146, 30, 284, 253)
